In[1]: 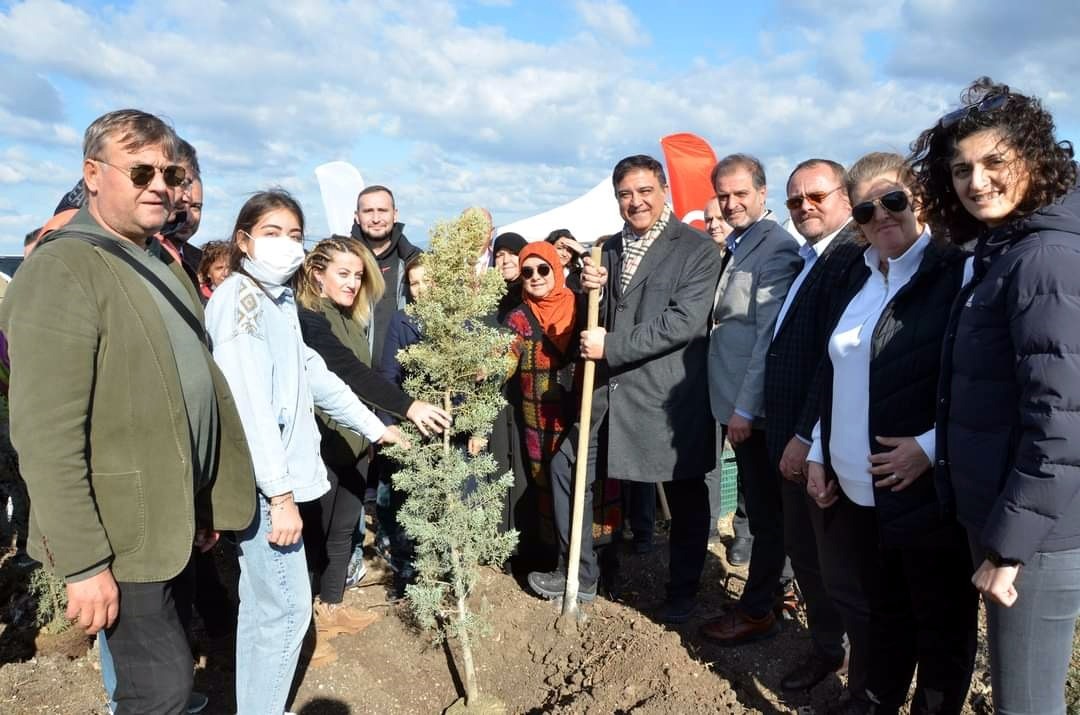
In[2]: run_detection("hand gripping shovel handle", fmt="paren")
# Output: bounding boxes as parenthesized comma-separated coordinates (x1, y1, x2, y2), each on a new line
(562, 245, 603, 618)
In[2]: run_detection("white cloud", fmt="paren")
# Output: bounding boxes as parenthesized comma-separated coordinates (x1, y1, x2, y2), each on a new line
(574, 0, 647, 46)
(0, 0, 1076, 253)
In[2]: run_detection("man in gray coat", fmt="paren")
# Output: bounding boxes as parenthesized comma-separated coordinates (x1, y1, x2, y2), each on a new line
(567, 154, 722, 623)
(702, 154, 802, 645)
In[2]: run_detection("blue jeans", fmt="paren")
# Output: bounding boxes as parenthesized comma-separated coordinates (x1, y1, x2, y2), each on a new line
(970, 533, 1080, 715)
(98, 631, 117, 711)
(235, 498, 312, 715)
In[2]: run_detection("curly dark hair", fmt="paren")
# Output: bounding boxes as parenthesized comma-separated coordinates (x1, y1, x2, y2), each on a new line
(908, 77, 1076, 244)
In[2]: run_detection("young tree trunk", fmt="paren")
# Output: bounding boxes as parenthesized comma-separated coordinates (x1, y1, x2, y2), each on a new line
(452, 544, 480, 704)
(443, 389, 480, 704)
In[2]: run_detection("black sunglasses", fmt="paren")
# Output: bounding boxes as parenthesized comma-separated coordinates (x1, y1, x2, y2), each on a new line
(521, 264, 552, 279)
(94, 158, 187, 188)
(938, 93, 1010, 130)
(851, 190, 909, 225)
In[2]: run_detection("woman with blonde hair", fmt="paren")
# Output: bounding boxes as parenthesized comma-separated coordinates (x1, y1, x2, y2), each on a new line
(295, 236, 449, 643)
(805, 153, 977, 714)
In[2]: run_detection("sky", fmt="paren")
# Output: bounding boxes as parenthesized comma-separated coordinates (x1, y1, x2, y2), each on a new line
(0, 0, 1078, 254)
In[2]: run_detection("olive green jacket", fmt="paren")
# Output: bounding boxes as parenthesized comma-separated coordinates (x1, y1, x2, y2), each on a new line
(315, 299, 372, 469)
(0, 213, 256, 583)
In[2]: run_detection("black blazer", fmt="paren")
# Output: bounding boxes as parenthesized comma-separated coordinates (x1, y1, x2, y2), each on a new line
(764, 226, 865, 464)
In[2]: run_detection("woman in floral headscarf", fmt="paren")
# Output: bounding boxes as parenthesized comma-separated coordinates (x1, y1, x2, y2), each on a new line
(502, 241, 620, 601)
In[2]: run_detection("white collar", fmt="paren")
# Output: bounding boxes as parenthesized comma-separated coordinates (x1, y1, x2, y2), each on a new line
(864, 227, 931, 276)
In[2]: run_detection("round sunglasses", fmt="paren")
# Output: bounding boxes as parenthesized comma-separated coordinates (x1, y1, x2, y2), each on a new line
(93, 158, 187, 188)
(851, 190, 909, 225)
(520, 264, 552, 279)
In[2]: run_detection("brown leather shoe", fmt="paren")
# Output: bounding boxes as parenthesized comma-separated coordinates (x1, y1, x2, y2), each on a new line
(699, 608, 779, 646)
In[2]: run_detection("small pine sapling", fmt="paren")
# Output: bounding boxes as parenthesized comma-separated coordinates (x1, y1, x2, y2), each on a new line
(385, 208, 518, 712)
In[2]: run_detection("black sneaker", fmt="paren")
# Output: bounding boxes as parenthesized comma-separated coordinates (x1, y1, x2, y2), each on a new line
(526, 570, 597, 602)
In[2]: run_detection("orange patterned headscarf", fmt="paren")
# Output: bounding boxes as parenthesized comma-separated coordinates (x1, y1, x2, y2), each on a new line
(517, 241, 576, 353)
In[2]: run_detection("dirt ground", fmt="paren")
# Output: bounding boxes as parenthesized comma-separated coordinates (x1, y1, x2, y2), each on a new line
(0, 516, 1076, 714)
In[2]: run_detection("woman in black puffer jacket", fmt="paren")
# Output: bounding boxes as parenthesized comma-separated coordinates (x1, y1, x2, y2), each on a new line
(911, 76, 1080, 715)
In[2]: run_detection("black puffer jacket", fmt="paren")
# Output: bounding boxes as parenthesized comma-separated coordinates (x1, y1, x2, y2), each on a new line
(350, 221, 421, 363)
(819, 239, 968, 547)
(937, 186, 1080, 563)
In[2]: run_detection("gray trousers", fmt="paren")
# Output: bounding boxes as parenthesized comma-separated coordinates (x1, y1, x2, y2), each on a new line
(970, 534, 1080, 715)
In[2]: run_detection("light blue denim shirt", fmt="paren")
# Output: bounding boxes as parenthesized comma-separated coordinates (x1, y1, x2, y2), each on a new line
(205, 273, 387, 503)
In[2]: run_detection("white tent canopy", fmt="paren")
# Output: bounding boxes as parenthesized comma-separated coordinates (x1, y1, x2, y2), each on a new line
(495, 177, 622, 244)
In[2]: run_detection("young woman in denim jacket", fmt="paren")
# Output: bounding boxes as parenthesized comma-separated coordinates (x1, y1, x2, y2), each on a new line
(205, 190, 405, 715)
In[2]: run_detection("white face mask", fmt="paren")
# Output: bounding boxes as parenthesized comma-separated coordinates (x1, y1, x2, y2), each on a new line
(241, 233, 305, 286)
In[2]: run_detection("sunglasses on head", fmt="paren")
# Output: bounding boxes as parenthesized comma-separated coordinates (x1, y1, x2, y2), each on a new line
(851, 190, 909, 225)
(785, 185, 843, 211)
(93, 158, 187, 188)
(521, 264, 552, 279)
(938, 93, 1010, 130)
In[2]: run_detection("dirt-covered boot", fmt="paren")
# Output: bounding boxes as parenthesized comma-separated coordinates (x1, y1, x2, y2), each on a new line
(314, 599, 380, 637)
(302, 627, 338, 669)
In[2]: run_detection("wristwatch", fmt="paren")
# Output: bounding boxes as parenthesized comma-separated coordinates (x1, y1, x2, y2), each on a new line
(985, 550, 1022, 568)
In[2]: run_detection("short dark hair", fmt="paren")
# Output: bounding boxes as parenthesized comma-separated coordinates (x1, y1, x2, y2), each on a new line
(612, 155, 667, 188)
(909, 76, 1077, 244)
(545, 228, 575, 244)
(712, 153, 766, 190)
(357, 184, 396, 209)
(787, 159, 847, 191)
(24, 228, 41, 247)
(176, 138, 200, 178)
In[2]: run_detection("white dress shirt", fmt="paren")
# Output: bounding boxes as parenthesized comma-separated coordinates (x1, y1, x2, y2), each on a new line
(773, 220, 849, 338)
(808, 229, 935, 507)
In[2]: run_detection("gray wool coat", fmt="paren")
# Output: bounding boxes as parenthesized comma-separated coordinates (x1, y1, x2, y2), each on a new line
(591, 218, 723, 483)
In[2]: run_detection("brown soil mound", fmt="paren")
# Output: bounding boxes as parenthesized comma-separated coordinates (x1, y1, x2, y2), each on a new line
(0, 517, 1058, 714)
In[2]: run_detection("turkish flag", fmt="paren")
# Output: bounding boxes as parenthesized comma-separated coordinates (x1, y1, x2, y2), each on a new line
(660, 133, 718, 231)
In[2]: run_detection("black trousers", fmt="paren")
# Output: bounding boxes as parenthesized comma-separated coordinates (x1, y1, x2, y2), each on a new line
(820, 494, 977, 713)
(550, 425, 600, 587)
(172, 545, 237, 639)
(864, 520, 978, 713)
(662, 476, 711, 600)
(730, 427, 790, 617)
(626, 481, 656, 545)
(106, 575, 193, 715)
(551, 420, 710, 600)
(301, 459, 368, 604)
(780, 476, 846, 664)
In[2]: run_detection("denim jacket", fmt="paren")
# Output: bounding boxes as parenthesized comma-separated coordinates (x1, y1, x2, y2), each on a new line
(206, 273, 386, 503)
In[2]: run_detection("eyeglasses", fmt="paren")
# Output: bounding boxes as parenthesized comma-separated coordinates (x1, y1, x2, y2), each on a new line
(785, 186, 843, 211)
(521, 264, 552, 279)
(851, 190, 909, 225)
(938, 93, 1010, 130)
(92, 158, 187, 188)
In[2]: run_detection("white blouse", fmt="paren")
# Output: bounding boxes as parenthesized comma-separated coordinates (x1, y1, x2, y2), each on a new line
(807, 230, 935, 507)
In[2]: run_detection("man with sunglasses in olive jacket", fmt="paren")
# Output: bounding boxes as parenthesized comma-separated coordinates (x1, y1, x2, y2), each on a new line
(0, 109, 254, 715)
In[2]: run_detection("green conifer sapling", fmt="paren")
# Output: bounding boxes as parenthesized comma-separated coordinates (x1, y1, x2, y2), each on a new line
(385, 208, 518, 710)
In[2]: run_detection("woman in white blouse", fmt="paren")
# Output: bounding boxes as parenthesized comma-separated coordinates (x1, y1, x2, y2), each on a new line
(804, 153, 977, 715)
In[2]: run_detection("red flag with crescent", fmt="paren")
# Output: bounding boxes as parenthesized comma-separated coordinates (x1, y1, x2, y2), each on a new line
(660, 132, 718, 230)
